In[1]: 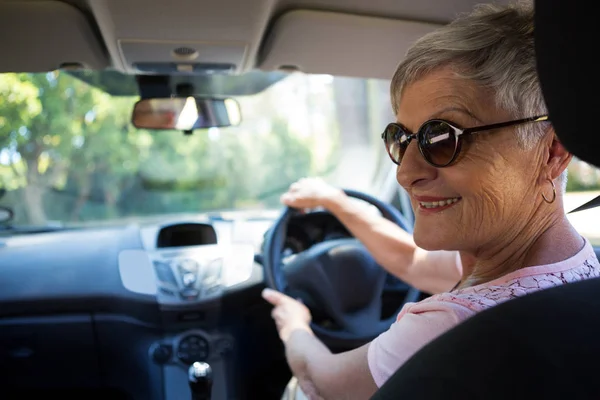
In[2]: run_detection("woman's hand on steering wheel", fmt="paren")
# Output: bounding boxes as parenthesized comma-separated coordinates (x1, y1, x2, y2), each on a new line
(264, 187, 417, 346)
(280, 177, 344, 210)
(262, 288, 313, 342)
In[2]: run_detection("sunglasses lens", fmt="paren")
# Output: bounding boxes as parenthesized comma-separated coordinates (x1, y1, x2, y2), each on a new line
(383, 124, 408, 165)
(419, 121, 458, 167)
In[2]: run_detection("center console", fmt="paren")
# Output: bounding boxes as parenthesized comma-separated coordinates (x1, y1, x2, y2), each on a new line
(118, 227, 258, 400)
(152, 246, 234, 304)
(118, 243, 255, 304)
(149, 329, 234, 399)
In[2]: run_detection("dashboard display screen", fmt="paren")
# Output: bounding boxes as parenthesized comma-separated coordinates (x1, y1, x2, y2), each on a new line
(157, 223, 217, 247)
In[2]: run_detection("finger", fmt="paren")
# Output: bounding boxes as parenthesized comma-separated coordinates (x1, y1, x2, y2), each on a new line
(280, 193, 293, 204)
(275, 320, 283, 332)
(283, 192, 305, 204)
(262, 288, 286, 305)
(271, 307, 279, 320)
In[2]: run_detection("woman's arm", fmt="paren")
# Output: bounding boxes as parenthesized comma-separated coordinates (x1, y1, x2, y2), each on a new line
(262, 288, 377, 399)
(325, 193, 461, 293)
(281, 178, 462, 294)
(285, 331, 377, 400)
(262, 288, 465, 399)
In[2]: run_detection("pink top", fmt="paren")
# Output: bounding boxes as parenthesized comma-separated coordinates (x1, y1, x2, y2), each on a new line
(367, 238, 600, 387)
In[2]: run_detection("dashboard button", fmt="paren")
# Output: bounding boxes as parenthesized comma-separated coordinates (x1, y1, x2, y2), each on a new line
(205, 258, 222, 276)
(159, 286, 176, 296)
(202, 258, 222, 287)
(180, 288, 199, 300)
(182, 272, 197, 287)
(151, 343, 172, 364)
(177, 335, 210, 363)
(204, 285, 223, 297)
(178, 258, 199, 273)
(177, 351, 193, 364)
(153, 261, 178, 286)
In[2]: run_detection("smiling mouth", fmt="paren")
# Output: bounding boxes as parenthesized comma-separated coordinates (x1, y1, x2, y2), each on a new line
(418, 197, 461, 209)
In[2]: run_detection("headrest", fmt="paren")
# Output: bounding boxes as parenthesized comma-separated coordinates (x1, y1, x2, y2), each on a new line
(535, 0, 595, 166)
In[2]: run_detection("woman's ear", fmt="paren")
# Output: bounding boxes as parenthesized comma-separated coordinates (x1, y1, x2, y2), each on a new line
(545, 128, 572, 180)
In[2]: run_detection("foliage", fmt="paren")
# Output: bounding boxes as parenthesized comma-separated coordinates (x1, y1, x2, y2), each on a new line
(567, 157, 600, 192)
(0, 71, 330, 225)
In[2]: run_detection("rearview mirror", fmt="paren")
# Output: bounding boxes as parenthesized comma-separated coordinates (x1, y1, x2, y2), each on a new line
(132, 97, 241, 131)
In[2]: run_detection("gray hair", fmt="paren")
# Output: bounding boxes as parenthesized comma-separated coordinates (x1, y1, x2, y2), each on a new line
(390, 1, 567, 189)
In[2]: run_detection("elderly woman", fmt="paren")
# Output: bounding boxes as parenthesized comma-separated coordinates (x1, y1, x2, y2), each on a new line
(262, 2, 600, 399)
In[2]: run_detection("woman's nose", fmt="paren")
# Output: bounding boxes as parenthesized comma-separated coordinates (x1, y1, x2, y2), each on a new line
(396, 140, 437, 189)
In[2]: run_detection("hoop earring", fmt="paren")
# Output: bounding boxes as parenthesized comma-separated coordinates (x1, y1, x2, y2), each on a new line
(541, 178, 556, 204)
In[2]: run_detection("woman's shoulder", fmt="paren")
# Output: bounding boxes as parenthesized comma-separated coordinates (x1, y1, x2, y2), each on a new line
(420, 253, 600, 313)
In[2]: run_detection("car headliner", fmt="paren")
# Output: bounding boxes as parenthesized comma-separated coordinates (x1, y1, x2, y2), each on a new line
(0, 0, 510, 82)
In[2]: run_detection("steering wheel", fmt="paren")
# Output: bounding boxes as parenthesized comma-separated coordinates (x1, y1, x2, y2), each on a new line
(263, 189, 420, 347)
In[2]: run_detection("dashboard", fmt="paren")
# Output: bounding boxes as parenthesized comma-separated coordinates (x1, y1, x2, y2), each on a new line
(0, 209, 360, 399)
(0, 212, 274, 399)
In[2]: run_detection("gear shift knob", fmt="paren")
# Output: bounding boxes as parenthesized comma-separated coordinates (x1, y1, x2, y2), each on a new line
(188, 361, 213, 400)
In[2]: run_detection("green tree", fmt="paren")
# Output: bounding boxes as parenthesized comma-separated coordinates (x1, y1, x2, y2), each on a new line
(0, 72, 145, 224)
(1, 71, 336, 225)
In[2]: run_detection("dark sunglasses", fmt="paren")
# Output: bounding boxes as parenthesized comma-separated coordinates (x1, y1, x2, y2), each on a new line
(382, 115, 549, 167)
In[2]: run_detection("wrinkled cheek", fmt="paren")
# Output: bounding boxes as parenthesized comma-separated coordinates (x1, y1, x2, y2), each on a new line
(465, 190, 504, 238)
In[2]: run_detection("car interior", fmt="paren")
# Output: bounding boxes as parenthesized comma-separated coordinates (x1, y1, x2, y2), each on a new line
(0, 0, 594, 399)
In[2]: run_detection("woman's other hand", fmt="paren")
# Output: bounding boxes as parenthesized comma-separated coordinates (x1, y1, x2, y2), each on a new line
(280, 177, 344, 210)
(262, 288, 313, 342)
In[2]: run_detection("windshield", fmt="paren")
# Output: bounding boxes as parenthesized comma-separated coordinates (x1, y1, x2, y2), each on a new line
(0, 71, 392, 226)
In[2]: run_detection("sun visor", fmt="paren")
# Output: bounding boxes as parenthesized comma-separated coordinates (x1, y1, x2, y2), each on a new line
(0, 1, 109, 73)
(259, 10, 440, 80)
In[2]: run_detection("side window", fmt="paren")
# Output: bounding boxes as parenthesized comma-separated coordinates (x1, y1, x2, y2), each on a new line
(565, 158, 600, 246)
